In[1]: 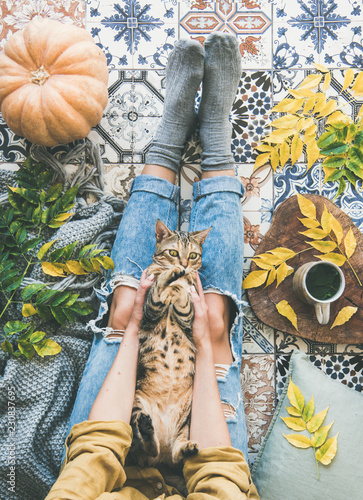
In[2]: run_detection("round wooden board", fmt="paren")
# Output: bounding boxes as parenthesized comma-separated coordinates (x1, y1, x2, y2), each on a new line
(247, 194, 363, 343)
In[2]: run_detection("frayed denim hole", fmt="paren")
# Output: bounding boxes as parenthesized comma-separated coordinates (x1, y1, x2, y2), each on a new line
(221, 402, 237, 422)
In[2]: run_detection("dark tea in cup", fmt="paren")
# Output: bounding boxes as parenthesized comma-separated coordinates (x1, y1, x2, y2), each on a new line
(305, 263, 342, 301)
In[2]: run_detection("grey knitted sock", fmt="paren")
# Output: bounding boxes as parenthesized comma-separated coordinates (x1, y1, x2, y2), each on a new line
(145, 39, 205, 173)
(198, 33, 242, 171)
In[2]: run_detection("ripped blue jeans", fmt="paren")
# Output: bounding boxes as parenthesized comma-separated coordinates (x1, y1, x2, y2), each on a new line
(66, 174, 248, 459)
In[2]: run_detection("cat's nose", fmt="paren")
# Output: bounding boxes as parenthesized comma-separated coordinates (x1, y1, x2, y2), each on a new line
(181, 260, 188, 268)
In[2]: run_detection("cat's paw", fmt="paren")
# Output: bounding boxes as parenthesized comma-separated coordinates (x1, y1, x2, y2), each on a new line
(138, 413, 154, 439)
(181, 441, 199, 458)
(161, 266, 185, 286)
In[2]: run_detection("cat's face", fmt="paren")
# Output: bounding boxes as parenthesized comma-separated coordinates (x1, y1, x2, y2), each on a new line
(153, 220, 211, 272)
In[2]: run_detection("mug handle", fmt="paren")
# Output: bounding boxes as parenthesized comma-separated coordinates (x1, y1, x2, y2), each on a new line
(315, 303, 330, 325)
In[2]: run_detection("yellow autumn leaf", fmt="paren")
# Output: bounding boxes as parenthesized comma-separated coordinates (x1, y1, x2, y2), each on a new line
(22, 303, 37, 317)
(250, 259, 273, 270)
(303, 96, 317, 114)
(286, 406, 301, 417)
(253, 253, 283, 266)
(330, 215, 344, 244)
(269, 247, 296, 260)
(315, 433, 339, 465)
(344, 228, 357, 259)
(317, 253, 346, 266)
(281, 416, 307, 431)
(276, 300, 298, 330)
(52, 213, 74, 222)
(263, 129, 292, 144)
(298, 217, 320, 229)
(270, 115, 300, 129)
(65, 260, 89, 275)
(351, 72, 363, 97)
(307, 240, 337, 253)
(279, 142, 290, 168)
(330, 306, 358, 329)
(289, 88, 315, 99)
(265, 267, 277, 287)
(307, 139, 320, 170)
(320, 205, 333, 233)
(304, 123, 318, 141)
(298, 73, 323, 90)
(270, 147, 280, 170)
(255, 144, 275, 152)
(326, 110, 348, 125)
(342, 68, 355, 92)
(276, 262, 294, 287)
(41, 261, 66, 277)
(287, 378, 304, 413)
(307, 406, 329, 433)
(291, 134, 303, 165)
(322, 72, 331, 92)
(312, 93, 327, 114)
(37, 239, 57, 260)
(271, 98, 297, 113)
(297, 193, 316, 219)
(311, 421, 334, 448)
(318, 99, 338, 117)
(302, 395, 315, 423)
(323, 165, 336, 183)
(313, 63, 329, 73)
(289, 98, 305, 113)
(300, 228, 329, 240)
(242, 270, 269, 289)
(300, 117, 315, 130)
(254, 152, 271, 170)
(283, 433, 312, 449)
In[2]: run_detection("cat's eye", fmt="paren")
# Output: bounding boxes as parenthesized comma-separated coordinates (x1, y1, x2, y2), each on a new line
(169, 249, 179, 257)
(189, 252, 198, 259)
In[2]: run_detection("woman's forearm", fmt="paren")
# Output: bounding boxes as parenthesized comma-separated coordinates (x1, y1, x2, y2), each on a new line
(88, 320, 139, 423)
(190, 338, 231, 449)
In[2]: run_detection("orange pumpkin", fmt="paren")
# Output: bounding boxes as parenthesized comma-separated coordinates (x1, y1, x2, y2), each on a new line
(0, 18, 109, 146)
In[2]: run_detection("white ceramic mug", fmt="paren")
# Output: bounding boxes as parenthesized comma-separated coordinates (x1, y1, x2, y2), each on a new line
(292, 261, 345, 325)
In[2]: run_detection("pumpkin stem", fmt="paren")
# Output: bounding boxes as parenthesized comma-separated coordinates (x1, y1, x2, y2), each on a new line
(30, 65, 50, 85)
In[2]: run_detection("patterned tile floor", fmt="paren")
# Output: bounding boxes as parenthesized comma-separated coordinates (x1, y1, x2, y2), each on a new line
(1, 0, 363, 465)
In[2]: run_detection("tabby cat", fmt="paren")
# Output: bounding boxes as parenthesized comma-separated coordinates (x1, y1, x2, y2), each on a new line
(129, 219, 211, 469)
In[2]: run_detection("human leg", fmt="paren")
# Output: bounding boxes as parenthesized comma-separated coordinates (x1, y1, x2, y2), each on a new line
(188, 33, 248, 457)
(65, 39, 205, 440)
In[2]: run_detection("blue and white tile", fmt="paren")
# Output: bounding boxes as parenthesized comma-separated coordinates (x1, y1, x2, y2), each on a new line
(232, 70, 273, 163)
(272, 0, 357, 67)
(89, 71, 136, 162)
(132, 115, 161, 163)
(0, 117, 28, 162)
(274, 162, 321, 210)
(87, 21, 134, 69)
(320, 179, 363, 232)
(242, 298, 275, 354)
(86, 0, 178, 69)
(308, 353, 363, 392)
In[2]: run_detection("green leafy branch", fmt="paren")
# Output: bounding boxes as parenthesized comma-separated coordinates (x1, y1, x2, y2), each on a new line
(282, 379, 339, 479)
(254, 65, 363, 194)
(243, 194, 359, 331)
(0, 157, 114, 360)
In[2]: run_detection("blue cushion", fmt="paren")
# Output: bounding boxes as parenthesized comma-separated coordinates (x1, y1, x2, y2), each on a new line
(252, 349, 363, 499)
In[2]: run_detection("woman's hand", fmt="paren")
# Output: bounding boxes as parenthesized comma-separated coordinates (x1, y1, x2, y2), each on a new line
(190, 272, 211, 349)
(127, 269, 155, 330)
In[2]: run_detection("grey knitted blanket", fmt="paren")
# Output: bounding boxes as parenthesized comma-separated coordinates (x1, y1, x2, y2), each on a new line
(0, 142, 125, 500)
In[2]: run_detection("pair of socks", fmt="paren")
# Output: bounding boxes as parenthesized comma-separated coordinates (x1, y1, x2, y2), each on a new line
(145, 33, 242, 174)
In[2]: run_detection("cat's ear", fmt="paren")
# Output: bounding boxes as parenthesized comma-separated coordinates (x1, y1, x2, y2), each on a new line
(155, 219, 172, 242)
(190, 226, 212, 245)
